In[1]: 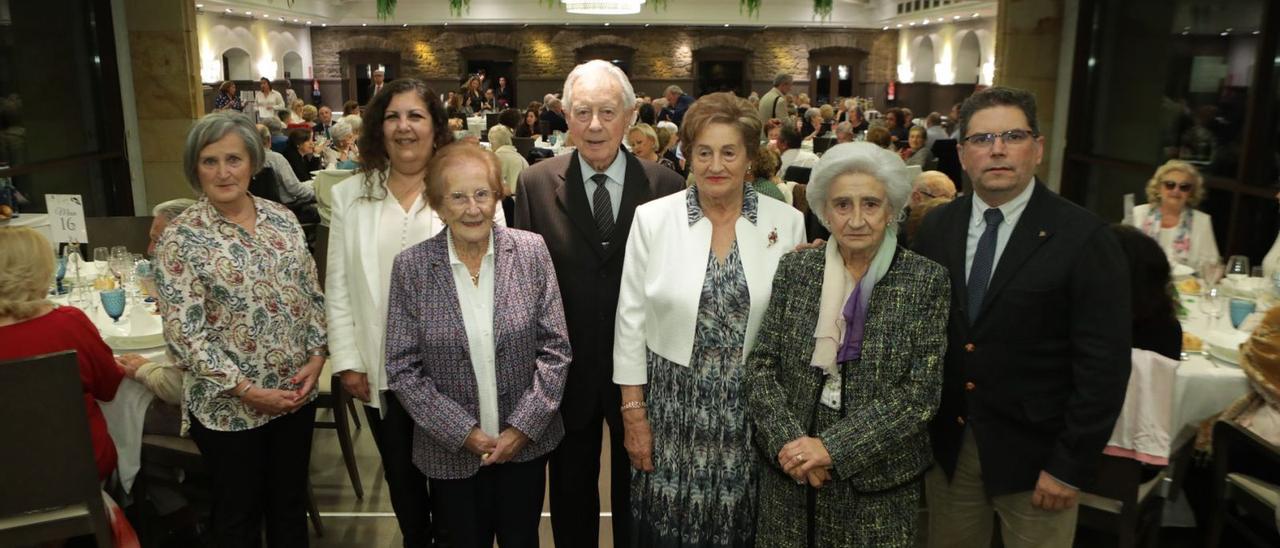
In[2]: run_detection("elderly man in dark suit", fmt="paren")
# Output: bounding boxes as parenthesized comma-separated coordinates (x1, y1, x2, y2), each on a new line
(513, 59, 685, 548)
(913, 87, 1131, 548)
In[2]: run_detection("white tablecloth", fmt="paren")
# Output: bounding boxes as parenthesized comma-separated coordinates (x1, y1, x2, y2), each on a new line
(1, 212, 52, 248)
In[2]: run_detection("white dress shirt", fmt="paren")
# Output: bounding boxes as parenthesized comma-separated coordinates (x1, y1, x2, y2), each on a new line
(375, 193, 435, 395)
(965, 179, 1037, 285)
(578, 151, 626, 220)
(447, 229, 499, 437)
(255, 89, 285, 121)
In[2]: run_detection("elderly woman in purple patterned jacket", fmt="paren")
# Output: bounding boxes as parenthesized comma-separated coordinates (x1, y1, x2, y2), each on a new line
(385, 142, 571, 547)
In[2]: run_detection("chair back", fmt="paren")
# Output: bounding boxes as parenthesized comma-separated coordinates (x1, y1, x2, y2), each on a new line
(784, 165, 812, 185)
(813, 136, 836, 155)
(930, 138, 964, 193)
(486, 113, 501, 130)
(250, 166, 285, 204)
(0, 351, 112, 546)
(85, 216, 156, 255)
(512, 136, 536, 158)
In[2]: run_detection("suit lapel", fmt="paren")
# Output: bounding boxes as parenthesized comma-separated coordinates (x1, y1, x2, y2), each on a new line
(491, 227, 516, 354)
(945, 194, 972, 324)
(554, 151, 607, 259)
(427, 234, 470, 361)
(358, 198, 383, 309)
(976, 183, 1055, 322)
(607, 150, 655, 263)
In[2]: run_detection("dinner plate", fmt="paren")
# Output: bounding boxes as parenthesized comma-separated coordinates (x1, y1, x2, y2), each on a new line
(105, 332, 165, 351)
(1207, 345, 1241, 367)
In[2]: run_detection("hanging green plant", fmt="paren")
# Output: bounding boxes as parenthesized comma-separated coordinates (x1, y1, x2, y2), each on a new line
(740, 0, 761, 18)
(447, 0, 470, 16)
(813, 0, 833, 20)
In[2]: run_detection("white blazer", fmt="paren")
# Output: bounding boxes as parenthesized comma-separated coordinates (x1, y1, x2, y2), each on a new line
(613, 189, 806, 385)
(1131, 203, 1220, 267)
(325, 171, 504, 410)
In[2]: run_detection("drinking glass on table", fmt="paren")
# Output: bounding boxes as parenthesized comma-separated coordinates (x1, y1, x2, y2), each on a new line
(1200, 257, 1225, 288)
(100, 288, 126, 323)
(1199, 286, 1223, 330)
(1226, 255, 1250, 280)
(92, 246, 109, 265)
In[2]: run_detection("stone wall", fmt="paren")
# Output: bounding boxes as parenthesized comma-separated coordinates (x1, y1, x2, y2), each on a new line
(311, 26, 898, 107)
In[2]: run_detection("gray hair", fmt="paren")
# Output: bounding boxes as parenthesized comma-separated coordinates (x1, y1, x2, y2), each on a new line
(772, 73, 794, 87)
(262, 116, 285, 136)
(805, 107, 822, 121)
(664, 85, 684, 96)
(151, 198, 197, 220)
(183, 112, 263, 193)
(834, 121, 854, 136)
(330, 120, 354, 143)
(488, 123, 513, 148)
(807, 142, 913, 230)
(562, 60, 637, 112)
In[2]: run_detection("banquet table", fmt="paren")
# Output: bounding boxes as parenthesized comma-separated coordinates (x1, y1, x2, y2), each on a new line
(1104, 289, 1251, 464)
(1, 212, 53, 247)
(55, 261, 166, 494)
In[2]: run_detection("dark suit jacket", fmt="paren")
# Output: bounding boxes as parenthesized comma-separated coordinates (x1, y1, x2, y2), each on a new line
(539, 110, 569, 134)
(513, 149, 684, 429)
(913, 181, 1132, 496)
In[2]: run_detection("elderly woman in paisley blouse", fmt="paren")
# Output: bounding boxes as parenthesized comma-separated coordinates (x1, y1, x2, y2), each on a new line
(155, 111, 326, 548)
(745, 142, 948, 547)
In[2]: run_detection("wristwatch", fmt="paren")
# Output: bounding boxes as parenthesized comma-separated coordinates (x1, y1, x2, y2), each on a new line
(308, 348, 327, 358)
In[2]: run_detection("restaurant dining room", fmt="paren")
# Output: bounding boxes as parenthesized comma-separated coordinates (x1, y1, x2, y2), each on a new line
(2, 0, 1280, 546)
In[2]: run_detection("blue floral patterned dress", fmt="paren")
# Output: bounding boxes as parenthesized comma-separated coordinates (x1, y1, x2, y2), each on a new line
(631, 184, 758, 548)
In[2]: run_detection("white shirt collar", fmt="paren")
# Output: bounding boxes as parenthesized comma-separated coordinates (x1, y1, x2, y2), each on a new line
(971, 178, 1037, 229)
(446, 228, 496, 265)
(577, 148, 627, 185)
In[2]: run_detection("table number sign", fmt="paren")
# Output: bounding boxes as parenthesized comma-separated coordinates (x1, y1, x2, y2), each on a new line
(45, 194, 89, 243)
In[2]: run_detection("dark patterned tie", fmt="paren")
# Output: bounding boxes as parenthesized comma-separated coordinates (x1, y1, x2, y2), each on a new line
(591, 174, 615, 243)
(967, 208, 1004, 323)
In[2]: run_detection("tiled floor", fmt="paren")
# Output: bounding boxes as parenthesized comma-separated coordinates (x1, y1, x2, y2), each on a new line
(308, 407, 615, 547)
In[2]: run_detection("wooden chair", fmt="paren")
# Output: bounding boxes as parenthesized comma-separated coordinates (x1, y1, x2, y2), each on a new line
(0, 351, 114, 547)
(313, 361, 364, 499)
(85, 216, 155, 256)
(813, 136, 836, 155)
(1208, 420, 1280, 548)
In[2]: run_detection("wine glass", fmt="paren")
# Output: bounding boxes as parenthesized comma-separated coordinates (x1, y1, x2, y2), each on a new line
(54, 256, 67, 295)
(99, 288, 126, 323)
(1200, 257, 1225, 289)
(1199, 287, 1223, 330)
(92, 246, 108, 265)
(1226, 255, 1250, 280)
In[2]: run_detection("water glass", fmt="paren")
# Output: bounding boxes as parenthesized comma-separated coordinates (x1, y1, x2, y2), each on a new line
(99, 289, 126, 323)
(1230, 298, 1257, 329)
(92, 246, 109, 265)
(1200, 258, 1225, 287)
(1226, 255, 1250, 280)
(1199, 287, 1223, 330)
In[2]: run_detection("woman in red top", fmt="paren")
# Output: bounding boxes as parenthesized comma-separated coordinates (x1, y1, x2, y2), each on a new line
(0, 227, 124, 481)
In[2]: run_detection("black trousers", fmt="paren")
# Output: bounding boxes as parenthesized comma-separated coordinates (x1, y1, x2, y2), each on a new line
(188, 401, 316, 548)
(548, 404, 631, 548)
(429, 455, 548, 548)
(364, 393, 434, 548)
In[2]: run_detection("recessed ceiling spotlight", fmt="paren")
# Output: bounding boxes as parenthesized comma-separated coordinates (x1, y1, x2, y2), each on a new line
(263, 13, 270, 18)
(293, 19, 298, 22)
(245, 10, 252, 15)
(909, 21, 915, 26)
(971, 12, 979, 17)
(896, 24, 902, 28)
(195, 3, 203, 7)
(1220, 31, 1228, 36)
(882, 26, 889, 30)
(1181, 30, 1189, 35)
(644, 23, 650, 27)
(1226, 28, 1234, 32)
(1254, 30, 1261, 35)
(402, 23, 408, 27)
(443, 22, 448, 26)
(362, 23, 368, 26)
(224, 8, 231, 13)
(724, 24, 730, 28)
(604, 22, 610, 26)
(321, 23, 326, 27)
(922, 18, 929, 24)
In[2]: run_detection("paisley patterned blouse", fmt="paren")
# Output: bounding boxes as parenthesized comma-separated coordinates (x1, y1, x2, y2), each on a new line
(155, 196, 326, 432)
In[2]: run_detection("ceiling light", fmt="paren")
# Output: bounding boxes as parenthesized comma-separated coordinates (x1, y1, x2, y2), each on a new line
(604, 22, 610, 26)
(263, 13, 270, 18)
(724, 24, 730, 28)
(362, 23, 368, 26)
(1254, 30, 1262, 35)
(1181, 31, 1189, 35)
(882, 26, 889, 30)
(195, 3, 203, 7)
(321, 23, 326, 27)
(563, 0, 644, 15)
(896, 23, 902, 28)
(909, 21, 915, 26)
(245, 10, 252, 15)
(953, 15, 960, 20)
(293, 19, 299, 22)
(971, 12, 979, 17)
(402, 23, 408, 27)
(644, 23, 650, 27)
(224, 8, 231, 12)
(1220, 31, 1229, 36)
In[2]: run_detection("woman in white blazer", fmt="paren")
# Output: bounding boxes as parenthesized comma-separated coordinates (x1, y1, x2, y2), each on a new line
(1130, 160, 1219, 269)
(325, 78, 503, 547)
(613, 93, 805, 546)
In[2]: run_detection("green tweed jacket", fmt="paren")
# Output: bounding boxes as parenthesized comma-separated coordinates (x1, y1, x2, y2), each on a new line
(746, 245, 949, 545)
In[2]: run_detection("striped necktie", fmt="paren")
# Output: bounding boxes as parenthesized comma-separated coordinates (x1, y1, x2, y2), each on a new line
(591, 173, 615, 243)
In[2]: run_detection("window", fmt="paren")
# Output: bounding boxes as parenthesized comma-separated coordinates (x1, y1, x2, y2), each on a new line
(1064, 0, 1277, 260)
(0, 0, 130, 216)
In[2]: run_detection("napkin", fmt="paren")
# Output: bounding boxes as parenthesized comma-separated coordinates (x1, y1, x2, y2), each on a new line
(127, 302, 162, 336)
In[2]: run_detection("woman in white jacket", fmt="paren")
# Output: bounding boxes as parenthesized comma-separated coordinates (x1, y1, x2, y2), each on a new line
(613, 92, 805, 546)
(254, 78, 286, 123)
(325, 78, 503, 547)
(1131, 160, 1220, 269)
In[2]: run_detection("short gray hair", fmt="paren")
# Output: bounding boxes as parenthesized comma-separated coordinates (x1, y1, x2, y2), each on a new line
(488, 123, 513, 148)
(664, 85, 684, 96)
(805, 107, 822, 121)
(183, 112, 263, 193)
(834, 121, 854, 136)
(562, 60, 637, 112)
(330, 120, 354, 143)
(772, 73, 794, 87)
(151, 198, 197, 220)
(262, 116, 285, 136)
(807, 142, 913, 230)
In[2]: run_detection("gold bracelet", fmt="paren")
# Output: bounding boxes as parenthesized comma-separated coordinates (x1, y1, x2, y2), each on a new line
(620, 400, 647, 412)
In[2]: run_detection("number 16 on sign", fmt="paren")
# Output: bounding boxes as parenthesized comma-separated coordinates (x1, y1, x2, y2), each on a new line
(45, 194, 89, 244)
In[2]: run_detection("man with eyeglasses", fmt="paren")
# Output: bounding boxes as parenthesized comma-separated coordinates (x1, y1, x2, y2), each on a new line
(913, 86, 1131, 548)
(513, 60, 685, 548)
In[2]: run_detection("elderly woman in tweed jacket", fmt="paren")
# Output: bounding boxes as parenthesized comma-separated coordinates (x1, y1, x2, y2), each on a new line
(746, 142, 949, 547)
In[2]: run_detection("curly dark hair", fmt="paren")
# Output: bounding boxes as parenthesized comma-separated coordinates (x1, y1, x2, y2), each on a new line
(355, 78, 453, 200)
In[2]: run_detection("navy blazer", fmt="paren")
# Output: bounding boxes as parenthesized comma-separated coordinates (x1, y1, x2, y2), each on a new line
(385, 225, 572, 480)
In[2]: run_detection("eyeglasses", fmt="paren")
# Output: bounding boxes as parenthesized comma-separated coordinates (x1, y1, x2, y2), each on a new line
(961, 129, 1037, 148)
(1162, 180, 1194, 193)
(447, 188, 494, 207)
(570, 105, 622, 124)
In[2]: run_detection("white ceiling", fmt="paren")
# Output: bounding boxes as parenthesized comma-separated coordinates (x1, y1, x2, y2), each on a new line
(195, 0, 994, 28)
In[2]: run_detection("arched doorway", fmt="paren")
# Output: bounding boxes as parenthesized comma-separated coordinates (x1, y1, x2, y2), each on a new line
(808, 47, 868, 105)
(282, 51, 304, 80)
(338, 49, 400, 105)
(911, 36, 936, 83)
(955, 31, 982, 85)
(693, 46, 751, 97)
(222, 47, 252, 81)
(459, 45, 518, 106)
